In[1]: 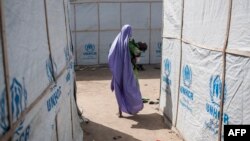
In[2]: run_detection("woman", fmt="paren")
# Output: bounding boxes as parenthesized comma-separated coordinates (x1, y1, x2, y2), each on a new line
(108, 24, 143, 117)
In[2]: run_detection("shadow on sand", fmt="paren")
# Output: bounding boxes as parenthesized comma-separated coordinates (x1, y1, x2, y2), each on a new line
(82, 120, 140, 141)
(124, 113, 171, 130)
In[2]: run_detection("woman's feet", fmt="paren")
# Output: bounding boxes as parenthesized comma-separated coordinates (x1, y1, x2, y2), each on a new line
(118, 108, 123, 118)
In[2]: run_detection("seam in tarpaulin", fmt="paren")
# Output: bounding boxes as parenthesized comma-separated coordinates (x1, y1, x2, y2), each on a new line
(72, 1, 162, 65)
(218, 0, 233, 141)
(162, 36, 250, 58)
(164, 36, 223, 52)
(63, 0, 70, 53)
(174, 0, 185, 128)
(74, 4, 78, 65)
(158, 0, 165, 102)
(55, 114, 59, 141)
(226, 49, 250, 58)
(44, 0, 57, 83)
(72, 28, 159, 32)
(66, 1, 76, 64)
(70, 0, 162, 4)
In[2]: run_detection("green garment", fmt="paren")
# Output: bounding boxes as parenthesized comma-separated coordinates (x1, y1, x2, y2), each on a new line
(128, 39, 141, 86)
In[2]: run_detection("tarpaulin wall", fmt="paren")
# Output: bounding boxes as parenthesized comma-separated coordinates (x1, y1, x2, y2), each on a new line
(70, 0, 162, 65)
(0, 0, 83, 141)
(160, 0, 250, 141)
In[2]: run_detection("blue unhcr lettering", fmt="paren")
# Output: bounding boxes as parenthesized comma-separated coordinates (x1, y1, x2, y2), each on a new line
(205, 103, 229, 124)
(47, 86, 62, 112)
(180, 86, 193, 100)
(83, 52, 97, 55)
(206, 103, 219, 119)
(15, 121, 30, 141)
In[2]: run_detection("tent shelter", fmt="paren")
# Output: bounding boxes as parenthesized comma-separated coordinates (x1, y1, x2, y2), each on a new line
(160, 0, 250, 141)
(0, 0, 83, 140)
(70, 0, 162, 65)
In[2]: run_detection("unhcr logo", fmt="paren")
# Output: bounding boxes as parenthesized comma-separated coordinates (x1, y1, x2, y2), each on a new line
(156, 42, 162, 57)
(164, 59, 171, 77)
(183, 65, 192, 88)
(205, 75, 229, 130)
(209, 75, 223, 106)
(85, 43, 95, 53)
(11, 78, 28, 120)
(83, 43, 96, 56)
(163, 59, 171, 85)
(180, 64, 193, 101)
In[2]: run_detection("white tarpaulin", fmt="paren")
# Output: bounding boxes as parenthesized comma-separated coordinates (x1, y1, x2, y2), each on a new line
(161, 0, 250, 141)
(0, 0, 83, 141)
(227, 0, 250, 53)
(71, 0, 162, 65)
(160, 38, 180, 124)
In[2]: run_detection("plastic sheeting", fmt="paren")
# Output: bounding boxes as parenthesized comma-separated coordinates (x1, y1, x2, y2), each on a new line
(11, 70, 79, 141)
(160, 38, 180, 124)
(76, 32, 98, 65)
(5, 0, 50, 120)
(71, 0, 162, 65)
(228, 0, 250, 52)
(0, 0, 83, 140)
(99, 31, 118, 64)
(161, 0, 250, 141)
(182, 0, 229, 49)
(162, 0, 182, 38)
(176, 44, 223, 141)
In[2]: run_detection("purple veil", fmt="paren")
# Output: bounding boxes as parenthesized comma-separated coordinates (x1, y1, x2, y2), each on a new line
(108, 24, 143, 115)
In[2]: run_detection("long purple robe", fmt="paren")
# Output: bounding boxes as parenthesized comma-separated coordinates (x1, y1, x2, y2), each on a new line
(108, 24, 143, 115)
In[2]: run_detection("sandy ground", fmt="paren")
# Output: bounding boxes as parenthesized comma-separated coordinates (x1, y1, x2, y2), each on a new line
(75, 65, 183, 141)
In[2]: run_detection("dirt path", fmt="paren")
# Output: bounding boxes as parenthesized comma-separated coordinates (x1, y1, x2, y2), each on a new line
(76, 65, 183, 141)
